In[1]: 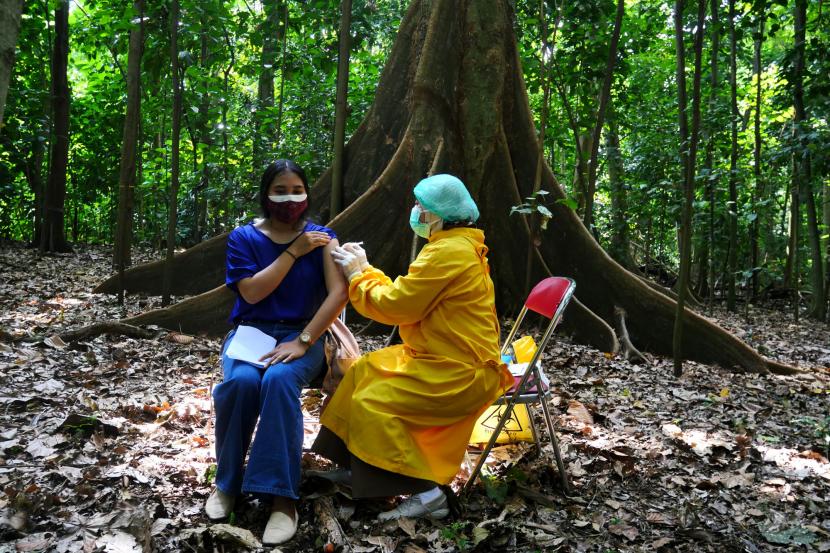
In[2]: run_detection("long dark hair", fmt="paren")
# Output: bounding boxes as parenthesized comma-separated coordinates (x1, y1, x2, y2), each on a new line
(258, 159, 310, 221)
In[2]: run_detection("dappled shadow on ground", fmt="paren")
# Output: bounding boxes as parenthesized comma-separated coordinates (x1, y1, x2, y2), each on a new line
(0, 243, 828, 552)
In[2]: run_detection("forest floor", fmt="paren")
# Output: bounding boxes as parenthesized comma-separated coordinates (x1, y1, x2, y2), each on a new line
(0, 242, 829, 553)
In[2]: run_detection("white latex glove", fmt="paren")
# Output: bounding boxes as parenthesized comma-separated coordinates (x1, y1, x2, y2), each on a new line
(342, 242, 369, 272)
(331, 246, 363, 281)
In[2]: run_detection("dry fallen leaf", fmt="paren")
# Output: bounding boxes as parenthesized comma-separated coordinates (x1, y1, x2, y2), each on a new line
(44, 334, 67, 349)
(609, 523, 639, 540)
(567, 400, 594, 425)
(167, 332, 195, 345)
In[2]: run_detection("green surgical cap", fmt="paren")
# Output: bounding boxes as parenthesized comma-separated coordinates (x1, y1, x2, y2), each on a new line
(413, 174, 480, 223)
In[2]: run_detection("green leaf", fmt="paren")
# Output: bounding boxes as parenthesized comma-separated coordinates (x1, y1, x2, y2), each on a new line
(761, 527, 816, 546)
(556, 197, 578, 210)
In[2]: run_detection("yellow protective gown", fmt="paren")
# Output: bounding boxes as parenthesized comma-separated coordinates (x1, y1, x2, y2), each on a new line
(319, 227, 513, 484)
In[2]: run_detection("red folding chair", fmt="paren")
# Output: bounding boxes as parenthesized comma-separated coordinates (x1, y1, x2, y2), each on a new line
(463, 277, 575, 494)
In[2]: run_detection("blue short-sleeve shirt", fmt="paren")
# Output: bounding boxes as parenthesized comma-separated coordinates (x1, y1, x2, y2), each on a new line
(226, 221, 336, 325)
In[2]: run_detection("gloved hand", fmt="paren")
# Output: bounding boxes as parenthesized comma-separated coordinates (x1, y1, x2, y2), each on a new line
(331, 246, 364, 281)
(342, 242, 369, 272)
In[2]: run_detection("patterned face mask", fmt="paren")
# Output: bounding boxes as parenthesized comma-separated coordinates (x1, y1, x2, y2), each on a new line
(266, 193, 308, 224)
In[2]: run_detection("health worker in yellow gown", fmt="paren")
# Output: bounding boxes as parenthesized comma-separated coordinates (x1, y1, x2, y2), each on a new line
(311, 174, 513, 521)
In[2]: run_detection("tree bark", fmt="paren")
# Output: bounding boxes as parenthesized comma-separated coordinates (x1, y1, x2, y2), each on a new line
(194, 13, 211, 245)
(330, 0, 352, 218)
(673, 0, 706, 376)
(824, 176, 830, 310)
(40, 0, 71, 253)
(162, 0, 182, 306)
(253, 0, 280, 172)
(697, 0, 719, 304)
(274, 3, 289, 149)
(791, 0, 825, 321)
(96, 0, 794, 374)
(114, 0, 144, 298)
(726, 0, 739, 311)
(606, 103, 633, 270)
(749, 11, 765, 300)
(0, 0, 24, 127)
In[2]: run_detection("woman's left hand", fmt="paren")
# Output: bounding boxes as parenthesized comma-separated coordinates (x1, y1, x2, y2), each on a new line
(259, 338, 309, 366)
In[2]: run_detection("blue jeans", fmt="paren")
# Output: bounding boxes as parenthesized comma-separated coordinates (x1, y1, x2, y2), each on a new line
(213, 323, 325, 499)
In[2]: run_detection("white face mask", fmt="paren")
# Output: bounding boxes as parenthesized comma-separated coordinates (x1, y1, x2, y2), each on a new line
(268, 193, 307, 203)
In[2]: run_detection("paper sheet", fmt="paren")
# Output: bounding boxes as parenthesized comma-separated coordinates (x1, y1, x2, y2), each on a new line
(224, 325, 276, 367)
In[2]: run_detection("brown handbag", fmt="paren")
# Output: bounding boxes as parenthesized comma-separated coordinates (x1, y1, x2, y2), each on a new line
(321, 317, 361, 397)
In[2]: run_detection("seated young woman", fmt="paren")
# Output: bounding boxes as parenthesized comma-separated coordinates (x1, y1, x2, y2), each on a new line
(205, 159, 347, 545)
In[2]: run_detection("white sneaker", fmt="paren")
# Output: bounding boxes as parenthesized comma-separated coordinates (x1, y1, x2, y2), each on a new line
(204, 488, 235, 520)
(262, 508, 298, 545)
(377, 491, 449, 521)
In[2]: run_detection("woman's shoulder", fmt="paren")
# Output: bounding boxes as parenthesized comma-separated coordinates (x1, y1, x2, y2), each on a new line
(229, 221, 261, 242)
(304, 221, 336, 238)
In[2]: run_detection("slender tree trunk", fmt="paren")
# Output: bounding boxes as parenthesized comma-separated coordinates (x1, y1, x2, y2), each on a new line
(803, 162, 825, 320)
(40, 0, 71, 253)
(162, 0, 182, 306)
(789, 147, 800, 321)
(698, 0, 719, 305)
(330, 0, 352, 218)
(823, 177, 830, 308)
(749, 12, 765, 301)
(573, 132, 591, 219)
(790, 0, 825, 321)
(219, 26, 235, 234)
(0, 0, 24, 127)
(726, 0, 739, 311)
(783, 168, 796, 288)
(673, 0, 690, 312)
(606, 103, 633, 270)
(584, 0, 624, 232)
(253, 1, 279, 173)
(195, 14, 210, 244)
(274, 3, 289, 149)
(673, 0, 706, 376)
(115, 0, 144, 301)
(526, 0, 556, 294)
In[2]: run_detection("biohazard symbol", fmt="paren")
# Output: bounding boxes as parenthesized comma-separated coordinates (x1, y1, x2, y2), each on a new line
(479, 407, 525, 434)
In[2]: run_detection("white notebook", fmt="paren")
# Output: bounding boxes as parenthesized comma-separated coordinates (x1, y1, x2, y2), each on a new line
(225, 325, 276, 367)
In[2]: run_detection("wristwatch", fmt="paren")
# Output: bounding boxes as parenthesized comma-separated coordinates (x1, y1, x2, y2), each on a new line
(298, 331, 313, 347)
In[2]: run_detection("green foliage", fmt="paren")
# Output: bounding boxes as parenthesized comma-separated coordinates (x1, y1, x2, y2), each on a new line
(0, 0, 827, 300)
(439, 521, 470, 551)
(480, 465, 528, 505)
(511, 190, 558, 229)
(0, 0, 406, 247)
(203, 463, 217, 485)
(793, 415, 830, 457)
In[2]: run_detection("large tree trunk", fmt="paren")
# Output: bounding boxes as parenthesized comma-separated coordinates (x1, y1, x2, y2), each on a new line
(0, 0, 24, 127)
(96, 0, 793, 374)
(40, 0, 71, 253)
